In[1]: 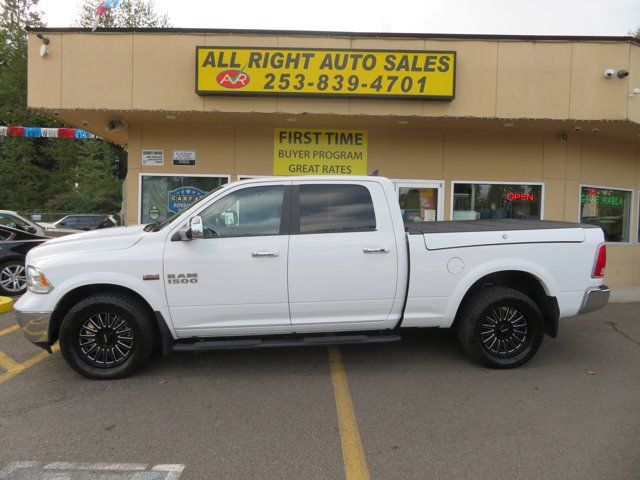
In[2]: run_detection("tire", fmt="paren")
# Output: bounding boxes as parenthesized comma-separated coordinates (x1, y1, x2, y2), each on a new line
(0, 260, 27, 296)
(456, 286, 544, 368)
(59, 292, 155, 379)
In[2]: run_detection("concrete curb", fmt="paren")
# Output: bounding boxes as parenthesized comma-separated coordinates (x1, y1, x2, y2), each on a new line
(0, 296, 13, 314)
(609, 286, 640, 304)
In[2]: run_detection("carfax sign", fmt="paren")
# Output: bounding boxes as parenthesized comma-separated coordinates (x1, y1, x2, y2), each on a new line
(168, 186, 206, 214)
(274, 129, 367, 175)
(196, 47, 455, 100)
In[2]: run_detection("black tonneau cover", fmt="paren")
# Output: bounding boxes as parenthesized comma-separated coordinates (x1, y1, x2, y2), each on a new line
(405, 219, 599, 235)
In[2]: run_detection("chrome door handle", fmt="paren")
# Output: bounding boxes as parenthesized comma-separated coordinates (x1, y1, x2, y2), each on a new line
(252, 251, 280, 257)
(363, 247, 389, 254)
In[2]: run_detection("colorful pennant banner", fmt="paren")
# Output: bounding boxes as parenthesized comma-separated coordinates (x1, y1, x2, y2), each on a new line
(0, 126, 94, 139)
(93, 0, 123, 31)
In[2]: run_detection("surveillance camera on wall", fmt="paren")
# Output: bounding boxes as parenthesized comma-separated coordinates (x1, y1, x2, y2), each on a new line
(106, 120, 121, 133)
(617, 70, 629, 79)
(603, 69, 616, 79)
(559, 132, 568, 141)
(574, 126, 582, 133)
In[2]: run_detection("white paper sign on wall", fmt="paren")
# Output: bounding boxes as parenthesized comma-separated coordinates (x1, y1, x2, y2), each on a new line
(173, 150, 196, 166)
(142, 149, 164, 166)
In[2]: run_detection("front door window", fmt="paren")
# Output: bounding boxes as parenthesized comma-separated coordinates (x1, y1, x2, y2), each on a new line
(199, 185, 285, 238)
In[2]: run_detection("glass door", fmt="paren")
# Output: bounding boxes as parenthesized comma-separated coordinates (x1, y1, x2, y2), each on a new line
(394, 180, 444, 222)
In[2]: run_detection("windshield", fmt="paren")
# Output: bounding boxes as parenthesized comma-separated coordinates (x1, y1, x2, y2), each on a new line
(144, 186, 224, 232)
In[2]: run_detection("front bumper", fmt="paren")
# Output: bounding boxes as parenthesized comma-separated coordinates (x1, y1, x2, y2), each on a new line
(578, 285, 610, 315)
(15, 310, 53, 351)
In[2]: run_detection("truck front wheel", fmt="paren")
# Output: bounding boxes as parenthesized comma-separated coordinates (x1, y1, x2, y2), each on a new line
(457, 286, 544, 368)
(59, 293, 156, 379)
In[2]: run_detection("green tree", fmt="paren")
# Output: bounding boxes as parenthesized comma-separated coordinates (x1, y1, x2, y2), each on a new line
(76, 0, 171, 29)
(0, 0, 50, 211)
(0, 0, 170, 217)
(46, 140, 122, 214)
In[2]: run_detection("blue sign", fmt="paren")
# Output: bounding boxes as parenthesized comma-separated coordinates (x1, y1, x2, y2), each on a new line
(168, 186, 206, 214)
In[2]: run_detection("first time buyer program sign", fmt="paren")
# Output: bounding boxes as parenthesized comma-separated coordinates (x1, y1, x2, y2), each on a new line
(196, 47, 456, 100)
(274, 129, 367, 175)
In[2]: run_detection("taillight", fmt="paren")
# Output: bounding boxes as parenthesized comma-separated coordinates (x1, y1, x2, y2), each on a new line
(592, 243, 606, 278)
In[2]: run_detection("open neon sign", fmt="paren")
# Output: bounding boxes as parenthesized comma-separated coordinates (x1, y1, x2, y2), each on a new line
(505, 192, 535, 201)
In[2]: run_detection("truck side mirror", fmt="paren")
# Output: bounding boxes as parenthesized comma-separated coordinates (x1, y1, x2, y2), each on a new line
(189, 215, 204, 239)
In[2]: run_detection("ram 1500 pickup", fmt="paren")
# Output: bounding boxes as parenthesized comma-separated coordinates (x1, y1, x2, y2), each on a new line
(15, 176, 609, 379)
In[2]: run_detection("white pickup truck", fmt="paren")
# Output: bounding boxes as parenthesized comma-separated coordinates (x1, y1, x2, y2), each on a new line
(15, 176, 609, 379)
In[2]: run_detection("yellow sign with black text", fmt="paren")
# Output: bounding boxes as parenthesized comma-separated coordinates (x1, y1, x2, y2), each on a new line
(274, 129, 367, 176)
(197, 47, 455, 100)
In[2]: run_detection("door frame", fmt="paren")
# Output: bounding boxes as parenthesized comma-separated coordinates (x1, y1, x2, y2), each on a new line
(392, 179, 445, 221)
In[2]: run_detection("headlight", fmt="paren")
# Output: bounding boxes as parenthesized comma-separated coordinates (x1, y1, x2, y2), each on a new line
(26, 266, 54, 294)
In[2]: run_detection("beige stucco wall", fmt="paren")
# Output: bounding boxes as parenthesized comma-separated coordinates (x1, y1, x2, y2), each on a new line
(24, 30, 640, 286)
(124, 121, 640, 286)
(27, 32, 640, 123)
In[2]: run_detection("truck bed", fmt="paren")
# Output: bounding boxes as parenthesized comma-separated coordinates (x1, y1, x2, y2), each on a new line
(405, 219, 599, 235)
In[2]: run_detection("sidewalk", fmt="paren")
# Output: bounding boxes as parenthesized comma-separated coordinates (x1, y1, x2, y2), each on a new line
(609, 286, 640, 303)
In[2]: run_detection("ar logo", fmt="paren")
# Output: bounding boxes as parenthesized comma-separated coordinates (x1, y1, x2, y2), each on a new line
(216, 69, 250, 89)
(167, 273, 198, 285)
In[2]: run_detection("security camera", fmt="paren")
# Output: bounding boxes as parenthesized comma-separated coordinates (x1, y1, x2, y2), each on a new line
(106, 120, 121, 133)
(559, 132, 568, 141)
(603, 69, 616, 79)
(36, 34, 50, 45)
(574, 126, 582, 133)
(592, 128, 599, 134)
(617, 70, 629, 79)
(82, 120, 89, 127)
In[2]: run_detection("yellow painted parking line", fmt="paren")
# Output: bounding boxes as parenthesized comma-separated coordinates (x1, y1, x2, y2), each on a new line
(328, 346, 371, 480)
(0, 351, 21, 371)
(0, 324, 19, 337)
(0, 344, 60, 386)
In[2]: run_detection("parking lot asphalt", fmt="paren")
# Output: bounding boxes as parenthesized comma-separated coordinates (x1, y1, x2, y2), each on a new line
(0, 303, 639, 480)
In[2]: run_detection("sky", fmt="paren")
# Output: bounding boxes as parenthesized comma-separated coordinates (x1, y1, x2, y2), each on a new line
(38, 0, 640, 36)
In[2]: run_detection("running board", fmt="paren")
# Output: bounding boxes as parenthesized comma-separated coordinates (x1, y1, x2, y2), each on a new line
(172, 334, 401, 352)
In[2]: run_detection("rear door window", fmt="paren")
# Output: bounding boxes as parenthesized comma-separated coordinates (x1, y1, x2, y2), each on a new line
(296, 184, 376, 234)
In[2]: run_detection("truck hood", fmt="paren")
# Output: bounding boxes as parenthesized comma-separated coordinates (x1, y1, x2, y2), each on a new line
(27, 225, 147, 262)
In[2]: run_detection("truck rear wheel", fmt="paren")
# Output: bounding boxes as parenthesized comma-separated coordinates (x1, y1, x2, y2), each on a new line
(457, 286, 544, 368)
(59, 292, 155, 379)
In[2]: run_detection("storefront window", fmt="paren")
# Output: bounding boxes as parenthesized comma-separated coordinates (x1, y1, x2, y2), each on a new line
(580, 186, 631, 243)
(398, 186, 439, 222)
(453, 183, 542, 221)
(140, 175, 229, 224)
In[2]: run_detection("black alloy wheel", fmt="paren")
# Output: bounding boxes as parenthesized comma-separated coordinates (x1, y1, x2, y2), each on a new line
(76, 313, 135, 368)
(457, 286, 544, 369)
(59, 292, 155, 379)
(479, 305, 529, 358)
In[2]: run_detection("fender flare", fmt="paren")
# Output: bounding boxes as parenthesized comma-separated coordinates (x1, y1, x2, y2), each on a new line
(49, 273, 176, 349)
(442, 259, 558, 327)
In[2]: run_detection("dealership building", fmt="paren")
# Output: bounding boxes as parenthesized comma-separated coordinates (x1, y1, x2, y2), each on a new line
(26, 28, 640, 285)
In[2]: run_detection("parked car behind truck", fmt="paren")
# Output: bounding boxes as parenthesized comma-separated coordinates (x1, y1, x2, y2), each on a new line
(38, 214, 116, 235)
(0, 225, 49, 295)
(15, 176, 609, 379)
